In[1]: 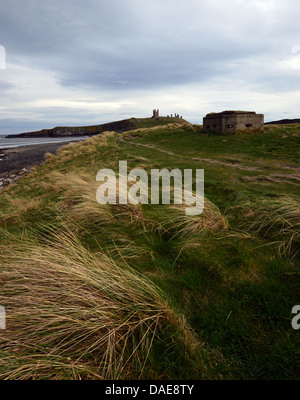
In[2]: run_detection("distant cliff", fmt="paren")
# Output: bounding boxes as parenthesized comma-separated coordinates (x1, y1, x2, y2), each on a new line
(5, 118, 138, 138)
(6, 116, 188, 138)
(265, 118, 300, 125)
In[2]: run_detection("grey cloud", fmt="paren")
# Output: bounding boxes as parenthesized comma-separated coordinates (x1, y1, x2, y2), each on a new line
(0, 0, 299, 132)
(0, 79, 14, 91)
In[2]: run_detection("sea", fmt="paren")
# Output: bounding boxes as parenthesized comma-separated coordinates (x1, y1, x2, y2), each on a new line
(0, 134, 90, 150)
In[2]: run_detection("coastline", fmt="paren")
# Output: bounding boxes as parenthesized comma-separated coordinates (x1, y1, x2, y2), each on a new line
(0, 141, 75, 189)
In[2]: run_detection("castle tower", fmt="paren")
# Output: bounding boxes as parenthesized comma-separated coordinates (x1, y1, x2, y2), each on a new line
(152, 109, 159, 119)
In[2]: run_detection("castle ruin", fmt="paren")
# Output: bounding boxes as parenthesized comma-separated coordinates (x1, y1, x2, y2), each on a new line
(152, 109, 159, 119)
(152, 110, 183, 119)
(202, 111, 264, 134)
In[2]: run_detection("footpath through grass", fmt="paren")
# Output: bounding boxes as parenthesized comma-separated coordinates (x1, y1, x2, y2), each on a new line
(0, 123, 299, 379)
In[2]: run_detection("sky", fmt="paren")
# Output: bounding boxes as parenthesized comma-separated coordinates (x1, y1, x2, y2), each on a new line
(0, 0, 299, 135)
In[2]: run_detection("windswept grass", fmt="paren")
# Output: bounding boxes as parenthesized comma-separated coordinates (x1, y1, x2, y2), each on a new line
(238, 195, 300, 258)
(0, 230, 219, 380)
(42, 170, 146, 231)
(159, 198, 228, 238)
(0, 197, 42, 225)
(0, 124, 299, 380)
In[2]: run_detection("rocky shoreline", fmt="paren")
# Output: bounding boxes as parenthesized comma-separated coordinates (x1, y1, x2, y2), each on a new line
(0, 141, 73, 190)
(0, 167, 31, 190)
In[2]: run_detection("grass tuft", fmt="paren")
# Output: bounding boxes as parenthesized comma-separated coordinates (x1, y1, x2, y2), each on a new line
(0, 230, 215, 380)
(239, 196, 300, 258)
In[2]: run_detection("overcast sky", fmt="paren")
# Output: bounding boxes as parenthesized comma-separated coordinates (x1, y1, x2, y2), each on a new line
(0, 0, 299, 134)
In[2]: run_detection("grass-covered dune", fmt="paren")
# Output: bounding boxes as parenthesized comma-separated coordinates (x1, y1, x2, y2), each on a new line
(0, 123, 299, 379)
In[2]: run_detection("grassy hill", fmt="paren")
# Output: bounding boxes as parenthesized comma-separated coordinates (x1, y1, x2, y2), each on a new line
(5, 116, 187, 138)
(0, 122, 299, 379)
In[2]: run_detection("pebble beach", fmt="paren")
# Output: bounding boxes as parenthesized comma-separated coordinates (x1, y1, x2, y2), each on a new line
(0, 141, 73, 189)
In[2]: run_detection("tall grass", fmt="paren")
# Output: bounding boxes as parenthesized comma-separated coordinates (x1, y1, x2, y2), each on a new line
(150, 197, 228, 239)
(0, 197, 42, 225)
(239, 196, 300, 258)
(42, 170, 146, 230)
(1, 123, 298, 380)
(0, 231, 213, 380)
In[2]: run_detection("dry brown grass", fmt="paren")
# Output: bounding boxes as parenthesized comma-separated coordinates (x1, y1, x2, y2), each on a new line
(41, 170, 146, 230)
(158, 197, 228, 238)
(0, 197, 42, 225)
(0, 230, 209, 380)
(44, 132, 117, 164)
(239, 195, 300, 257)
(123, 123, 184, 137)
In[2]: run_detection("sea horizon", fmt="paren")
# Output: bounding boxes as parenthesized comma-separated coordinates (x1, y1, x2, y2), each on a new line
(0, 135, 90, 150)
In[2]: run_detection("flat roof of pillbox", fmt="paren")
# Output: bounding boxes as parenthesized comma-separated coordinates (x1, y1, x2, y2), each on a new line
(205, 110, 257, 117)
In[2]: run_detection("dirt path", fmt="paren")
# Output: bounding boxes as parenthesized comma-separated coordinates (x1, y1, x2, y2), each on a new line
(119, 136, 183, 157)
(120, 136, 260, 170)
(120, 136, 300, 185)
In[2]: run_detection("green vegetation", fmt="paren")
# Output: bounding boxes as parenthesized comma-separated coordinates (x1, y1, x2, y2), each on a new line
(0, 123, 299, 379)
